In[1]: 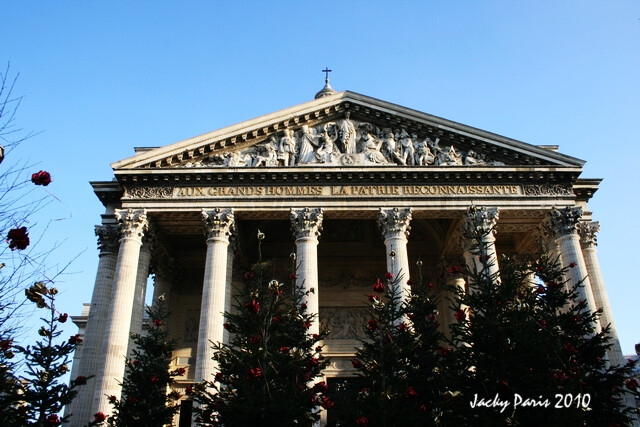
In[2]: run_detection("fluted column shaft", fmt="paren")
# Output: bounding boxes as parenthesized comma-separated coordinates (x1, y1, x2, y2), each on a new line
(195, 208, 235, 383)
(291, 208, 323, 336)
(578, 222, 624, 365)
(378, 208, 412, 302)
(128, 240, 153, 353)
(550, 207, 600, 333)
(67, 225, 119, 426)
(223, 236, 237, 344)
(93, 209, 148, 415)
(441, 275, 466, 339)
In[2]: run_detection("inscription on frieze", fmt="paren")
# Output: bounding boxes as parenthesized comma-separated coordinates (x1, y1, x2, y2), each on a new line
(121, 183, 580, 200)
(169, 184, 522, 198)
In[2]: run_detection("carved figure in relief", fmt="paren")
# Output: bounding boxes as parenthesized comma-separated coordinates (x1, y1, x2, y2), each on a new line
(315, 131, 340, 164)
(332, 111, 357, 154)
(464, 149, 485, 166)
(415, 138, 435, 165)
(399, 130, 415, 166)
(428, 138, 461, 166)
(175, 115, 516, 168)
(442, 145, 463, 165)
(278, 129, 297, 166)
(383, 131, 405, 165)
(254, 137, 279, 167)
(297, 125, 319, 164)
(483, 153, 505, 166)
(320, 308, 366, 339)
(362, 132, 386, 163)
(223, 151, 251, 167)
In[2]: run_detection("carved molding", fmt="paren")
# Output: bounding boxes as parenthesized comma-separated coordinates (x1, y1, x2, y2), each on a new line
(124, 185, 174, 199)
(577, 221, 599, 248)
(463, 206, 499, 239)
(496, 223, 537, 233)
(378, 207, 412, 239)
(549, 207, 582, 237)
(95, 224, 119, 254)
(290, 207, 323, 240)
(114, 208, 149, 240)
(201, 208, 235, 240)
(523, 184, 573, 196)
(319, 272, 370, 289)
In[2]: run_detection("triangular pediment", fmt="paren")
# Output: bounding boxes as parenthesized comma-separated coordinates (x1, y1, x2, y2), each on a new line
(111, 91, 585, 171)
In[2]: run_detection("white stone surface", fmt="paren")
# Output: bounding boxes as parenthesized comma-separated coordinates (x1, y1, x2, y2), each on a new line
(92, 209, 148, 414)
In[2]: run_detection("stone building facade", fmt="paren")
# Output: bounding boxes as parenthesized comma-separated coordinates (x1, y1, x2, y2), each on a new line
(67, 85, 625, 426)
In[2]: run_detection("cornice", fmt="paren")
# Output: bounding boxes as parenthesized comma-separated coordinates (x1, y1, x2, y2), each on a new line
(91, 180, 123, 206)
(573, 178, 601, 202)
(113, 165, 582, 187)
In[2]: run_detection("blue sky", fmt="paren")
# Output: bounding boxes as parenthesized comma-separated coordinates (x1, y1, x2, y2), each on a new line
(2, 1, 639, 353)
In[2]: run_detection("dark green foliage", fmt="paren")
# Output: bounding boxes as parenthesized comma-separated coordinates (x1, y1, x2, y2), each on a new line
(192, 234, 330, 426)
(444, 230, 640, 426)
(9, 282, 86, 426)
(103, 297, 181, 427)
(0, 329, 25, 425)
(337, 269, 450, 426)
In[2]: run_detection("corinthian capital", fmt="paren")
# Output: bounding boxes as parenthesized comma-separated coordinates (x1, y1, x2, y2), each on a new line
(463, 206, 499, 239)
(378, 207, 412, 239)
(202, 208, 235, 240)
(549, 207, 582, 237)
(95, 224, 119, 253)
(114, 208, 149, 240)
(577, 221, 600, 248)
(290, 208, 323, 240)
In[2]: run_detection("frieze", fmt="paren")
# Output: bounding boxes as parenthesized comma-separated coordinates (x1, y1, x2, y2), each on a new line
(178, 114, 507, 169)
(523, 184, 573, 196)
(120, 183, 580, 200)
(164, 184, 522, 198)
(124, 185, 174, 199)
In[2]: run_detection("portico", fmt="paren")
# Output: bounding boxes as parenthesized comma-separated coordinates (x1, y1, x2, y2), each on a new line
(68, 88, 623, 426)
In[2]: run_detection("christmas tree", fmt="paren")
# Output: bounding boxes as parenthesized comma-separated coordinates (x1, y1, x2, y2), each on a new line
(192, 230, 331, 426)
(0, 300, 25, 425)
(100, 296, 183, 426)
(444, 213, 640, 426)
(338, 265, 451, 427)
(10, 282, 87, 426)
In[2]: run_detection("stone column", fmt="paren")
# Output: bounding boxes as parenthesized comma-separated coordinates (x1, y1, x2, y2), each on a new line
(195, 208, 235, 383)
(223, 235, 238, 344)
(377, 207, 412, 302)
(463, 206, 500, 281)
(128, 233, 154, 354)
(93, 209, 148, 414)
(67, 224, 119, 425)
(290, 207, 323, 336)
(577, 222, 624, 365)
(549, 207, 601, 332)
(440, 274, 467, 339)
(152, 252, 174, 307)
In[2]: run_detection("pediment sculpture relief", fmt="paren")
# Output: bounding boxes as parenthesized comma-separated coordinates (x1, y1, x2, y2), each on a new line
(181, 112, 506, 168)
